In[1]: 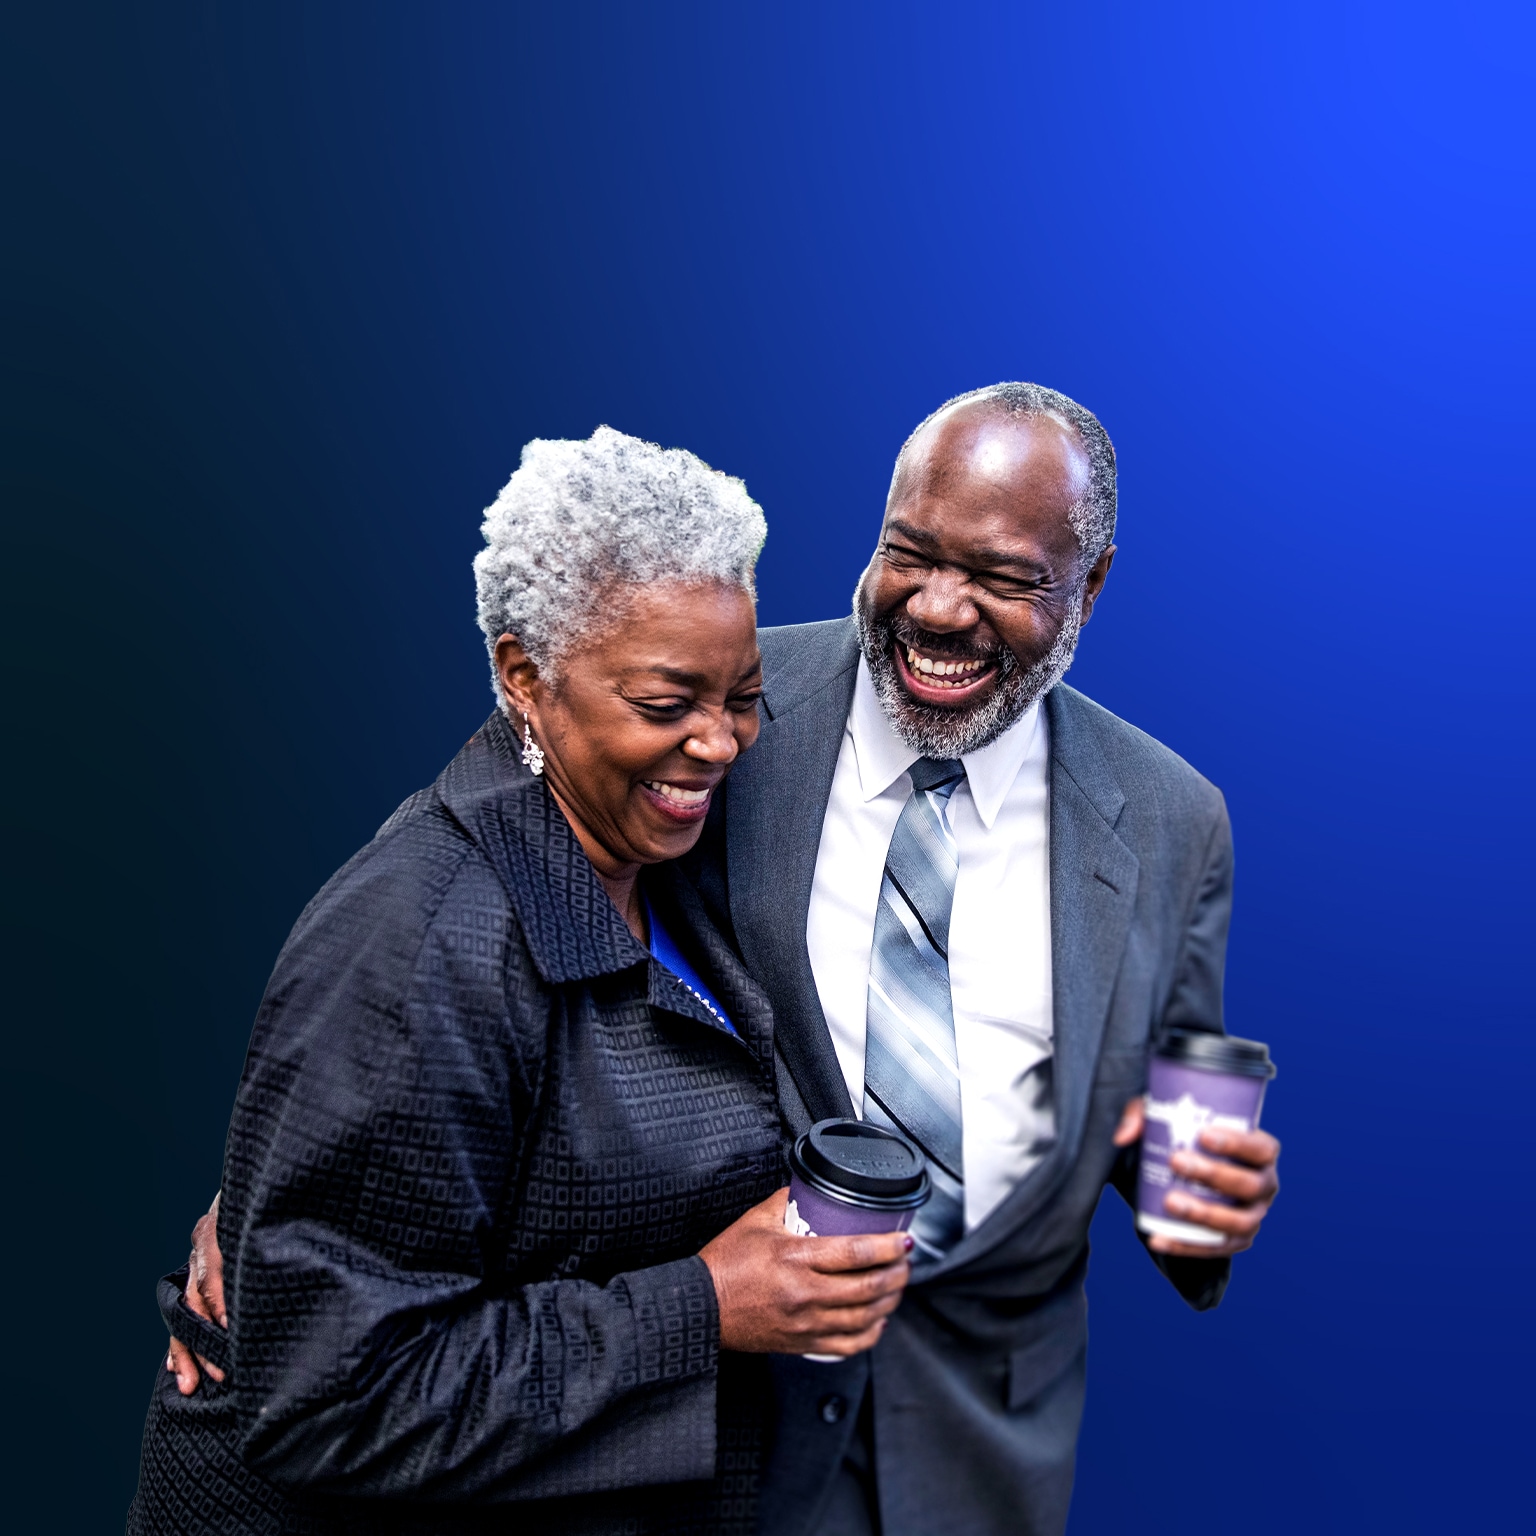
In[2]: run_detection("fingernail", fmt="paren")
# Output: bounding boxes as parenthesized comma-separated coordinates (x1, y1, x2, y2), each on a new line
(1204, 1129, 1231, 1150)
(902, 1235, 915, 1251)
(1166, 1194, 1190, 1215)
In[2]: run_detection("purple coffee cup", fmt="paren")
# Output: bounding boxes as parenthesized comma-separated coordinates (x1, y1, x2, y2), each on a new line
(786, 1118, 927, 1234)
(785, 1119, 930, 1359)
(1136, 1030, 1276, 1247)
(785, 1117, 931, 1239)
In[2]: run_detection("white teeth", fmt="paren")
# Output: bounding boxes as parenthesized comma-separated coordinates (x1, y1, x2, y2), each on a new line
(905, 646, 987, 685)
(645, 781, 709, 805)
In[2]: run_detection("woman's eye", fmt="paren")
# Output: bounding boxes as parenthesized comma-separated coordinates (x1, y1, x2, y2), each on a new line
(634, 700, 691, 720)
(728, 692, 764, 714)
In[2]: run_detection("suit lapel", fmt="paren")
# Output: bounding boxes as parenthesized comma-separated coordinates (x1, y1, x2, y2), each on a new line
(1043, 687, 1139, 1174)
(926, 684, 1139, 1276)
(727, 620, 861, 1123)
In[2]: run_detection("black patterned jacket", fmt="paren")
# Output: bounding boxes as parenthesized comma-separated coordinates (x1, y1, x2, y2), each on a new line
(129, 711, 786, 1535)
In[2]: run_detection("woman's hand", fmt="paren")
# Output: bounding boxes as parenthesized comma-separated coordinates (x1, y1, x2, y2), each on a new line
(699, 1189, 913, 1356)
(166, 1193, 227, 1395)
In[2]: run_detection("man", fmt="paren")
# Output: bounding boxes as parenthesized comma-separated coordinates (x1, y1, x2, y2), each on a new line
(683, 382, 1279, 1536)
(170, 382, 1279, 1536)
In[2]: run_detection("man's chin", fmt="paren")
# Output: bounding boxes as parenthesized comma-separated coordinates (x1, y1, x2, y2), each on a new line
(868, 648, 1029, 758)
(892, 677, 1003, 725)
(854, 601, 1082, 759)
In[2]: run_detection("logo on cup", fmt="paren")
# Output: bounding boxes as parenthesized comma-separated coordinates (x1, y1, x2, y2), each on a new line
(785, 1198, 814, 1237)
(1145, 1091, 1251, 1151)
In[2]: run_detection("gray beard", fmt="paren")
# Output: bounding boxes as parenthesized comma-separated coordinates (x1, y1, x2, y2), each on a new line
(853, 580, 1083, 758)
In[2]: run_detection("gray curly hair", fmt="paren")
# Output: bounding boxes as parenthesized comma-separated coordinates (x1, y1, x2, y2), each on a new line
(474, 426, 767, 703)
(894, 382, 1117, 572)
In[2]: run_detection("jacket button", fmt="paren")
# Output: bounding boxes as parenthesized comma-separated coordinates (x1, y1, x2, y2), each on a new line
(818, 1393, 847, 1424)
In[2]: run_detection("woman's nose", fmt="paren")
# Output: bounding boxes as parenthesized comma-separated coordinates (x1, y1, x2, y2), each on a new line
(683, 711, 739, 763)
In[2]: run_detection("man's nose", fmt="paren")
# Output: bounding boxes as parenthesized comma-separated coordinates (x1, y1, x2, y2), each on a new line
(904, 570, 980, 633)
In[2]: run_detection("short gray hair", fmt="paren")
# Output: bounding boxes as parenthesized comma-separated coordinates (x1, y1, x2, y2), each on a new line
(894, 382, 1117, 571)
(474, 426, 767, 699)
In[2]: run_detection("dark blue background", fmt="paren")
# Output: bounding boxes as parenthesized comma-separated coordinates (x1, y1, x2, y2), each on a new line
(4, 3, 1532, 1530)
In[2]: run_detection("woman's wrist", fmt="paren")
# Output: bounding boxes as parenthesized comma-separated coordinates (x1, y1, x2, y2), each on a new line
(617, 1254, 722, 1380)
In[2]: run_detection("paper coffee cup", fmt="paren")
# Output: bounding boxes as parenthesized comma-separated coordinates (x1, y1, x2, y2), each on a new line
(785, 1118, 930, 1358)
(1136, 1030, 1276, 1246)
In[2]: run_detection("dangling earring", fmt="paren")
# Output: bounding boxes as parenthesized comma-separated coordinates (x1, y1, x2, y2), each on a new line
(520, 712, 545, 776)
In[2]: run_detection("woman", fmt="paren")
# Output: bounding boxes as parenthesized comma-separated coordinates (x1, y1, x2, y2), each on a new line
(129, 427, 912, 1534)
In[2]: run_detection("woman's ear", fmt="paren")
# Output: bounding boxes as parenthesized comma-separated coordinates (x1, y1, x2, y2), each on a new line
(494, 633, 540, 716)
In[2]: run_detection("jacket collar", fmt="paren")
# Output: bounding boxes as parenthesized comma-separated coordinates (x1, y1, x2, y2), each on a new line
(435, 712, 649, 985)
(760, 616, 864, 724)
(644, 864, 778, 1074)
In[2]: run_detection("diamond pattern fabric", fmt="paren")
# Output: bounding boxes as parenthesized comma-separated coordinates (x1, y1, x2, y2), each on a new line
(129, 711, 785, 1535)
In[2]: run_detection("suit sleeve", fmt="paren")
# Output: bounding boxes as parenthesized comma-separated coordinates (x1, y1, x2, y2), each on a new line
(1110, 795, 1234, 1311)
(221, 852, 720, 1502)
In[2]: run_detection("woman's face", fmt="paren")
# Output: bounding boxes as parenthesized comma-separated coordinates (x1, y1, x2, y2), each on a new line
(498, 581, 763, 873)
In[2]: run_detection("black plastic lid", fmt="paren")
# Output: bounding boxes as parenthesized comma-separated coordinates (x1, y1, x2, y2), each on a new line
(790, 1118, 931, 1210)
(1155, 1029, 1276, 1080)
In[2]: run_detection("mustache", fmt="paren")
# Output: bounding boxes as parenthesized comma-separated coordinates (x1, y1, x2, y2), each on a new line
(883, 615, 1014, 671)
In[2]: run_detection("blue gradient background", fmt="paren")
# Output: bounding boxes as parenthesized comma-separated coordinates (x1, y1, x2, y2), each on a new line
(3, 4, 1532, 1531)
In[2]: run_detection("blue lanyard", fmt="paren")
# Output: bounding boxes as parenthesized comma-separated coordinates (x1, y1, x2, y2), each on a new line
(643, 894, 740, 1039)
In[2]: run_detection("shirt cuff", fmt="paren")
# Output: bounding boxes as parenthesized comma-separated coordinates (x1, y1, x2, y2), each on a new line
(617, 1253, 720, 1391)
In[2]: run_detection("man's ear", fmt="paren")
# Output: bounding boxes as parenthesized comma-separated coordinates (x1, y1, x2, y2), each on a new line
(1078, 545, 1116, 625)
(494, 633, 540, 715)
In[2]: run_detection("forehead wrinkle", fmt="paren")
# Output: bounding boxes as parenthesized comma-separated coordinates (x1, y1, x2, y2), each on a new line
(618, 657, 762, 686)
(620, 663, 710, 685)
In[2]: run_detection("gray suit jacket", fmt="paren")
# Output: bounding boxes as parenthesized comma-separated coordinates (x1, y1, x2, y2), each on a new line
(683, 618, 1235, 1536)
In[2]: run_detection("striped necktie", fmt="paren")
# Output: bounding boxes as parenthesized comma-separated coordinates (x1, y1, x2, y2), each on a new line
(862, 757, 967, 1259)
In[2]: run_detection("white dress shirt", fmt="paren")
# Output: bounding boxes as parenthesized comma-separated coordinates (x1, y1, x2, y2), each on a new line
(806, 658, 1055, 1232)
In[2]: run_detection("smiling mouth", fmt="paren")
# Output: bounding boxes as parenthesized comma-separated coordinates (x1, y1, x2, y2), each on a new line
(895, 643, 998, 699)
(640, 780, 715, 821)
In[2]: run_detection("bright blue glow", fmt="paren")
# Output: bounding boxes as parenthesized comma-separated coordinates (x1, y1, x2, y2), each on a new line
(5, 4, 1532, 1531)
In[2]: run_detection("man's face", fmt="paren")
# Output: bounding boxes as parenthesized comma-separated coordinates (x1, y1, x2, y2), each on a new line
(855, 404, 1114, 756)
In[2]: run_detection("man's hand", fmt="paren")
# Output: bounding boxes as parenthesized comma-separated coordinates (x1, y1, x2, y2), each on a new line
(700, 1188, 913, 1355)
(1114, 1097, 1280, 1259)
(165, 1193, 228, 1396)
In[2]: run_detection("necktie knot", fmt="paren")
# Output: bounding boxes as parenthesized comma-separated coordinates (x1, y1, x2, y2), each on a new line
(908, 757, 965, 795)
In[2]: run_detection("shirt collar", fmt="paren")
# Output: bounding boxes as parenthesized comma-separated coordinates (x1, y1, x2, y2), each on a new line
(848, 656, 1044, 830)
